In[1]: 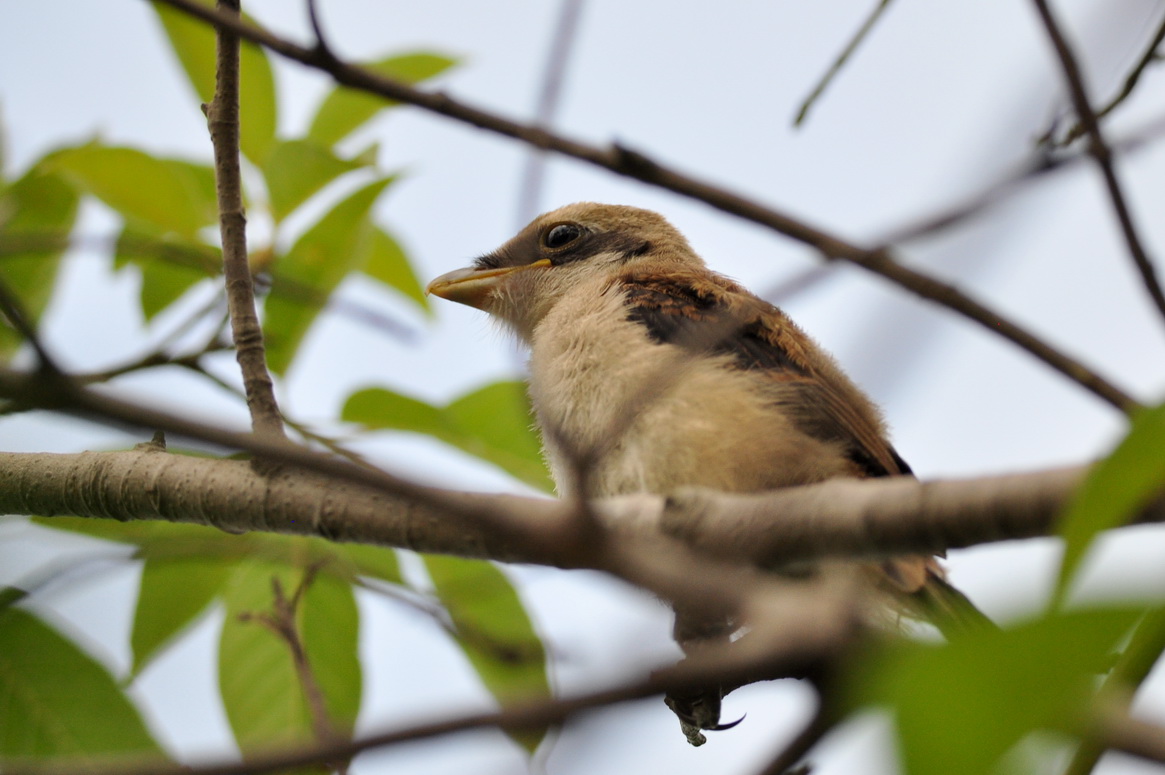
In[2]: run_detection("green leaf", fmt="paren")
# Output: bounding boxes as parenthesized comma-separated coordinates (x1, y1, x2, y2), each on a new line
(300, 570, 362, 735)
(263, 177, 394, 375)
(0, 166, 80, 361)
(33, 514, 227, 546)
(364, 225, 430, 313)
(331, 544, 402, 585)
(446, 382, 548, 488)
(261, 139, 366, 223)
(308, 52, 458, 147)
(131, 557, 230, 678)
(34, 516, 387, 584)
(343, 380, 552, 491)
(1056, 401, 1165, 599)
(52, 146, 216, 238)
(423, 555, 549, 751)
(151, 2, 277, 163)
(850, 607, 1143, 775)
(219, 554, 361, 752)
(117, 221, 221, 320)
(0, 608, 165, 759)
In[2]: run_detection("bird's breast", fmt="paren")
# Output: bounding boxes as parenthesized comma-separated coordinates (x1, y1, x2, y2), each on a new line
(526, 286, 856, 497)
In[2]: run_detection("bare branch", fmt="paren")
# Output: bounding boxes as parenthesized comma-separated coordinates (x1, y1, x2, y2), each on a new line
(1082, 699, 1165, 771)
(205, 0, 284, 439)
(793, 0, 895, 127)
(0, 271, 61, 375)
(1057, 11, 1165, 145)
(242, 572, 346, 770)
(1030, 0, 1165, 331)
(145, 0, 1140, 413)
(516, 0, 587, 225)
(0, 576, 856, 775)
(4, 442, 1160, 572)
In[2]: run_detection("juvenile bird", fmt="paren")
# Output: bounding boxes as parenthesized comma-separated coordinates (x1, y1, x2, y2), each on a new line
(427, 202, 986, 743)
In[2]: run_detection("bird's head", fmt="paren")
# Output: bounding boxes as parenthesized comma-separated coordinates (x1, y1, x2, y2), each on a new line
(427, 202, 701, 337)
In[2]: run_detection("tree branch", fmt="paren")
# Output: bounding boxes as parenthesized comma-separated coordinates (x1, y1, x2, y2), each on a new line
(5, 448, 1161, 572)
(205, 0, 285, 440)
(1056, 10, 1165, 146)
(1030, 0, 1165, 331)
(0, 575, 856, 775)
(145, 0, 1140, 414)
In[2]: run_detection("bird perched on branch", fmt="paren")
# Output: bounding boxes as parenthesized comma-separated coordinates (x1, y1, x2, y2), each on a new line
(427, 202, 988, 745)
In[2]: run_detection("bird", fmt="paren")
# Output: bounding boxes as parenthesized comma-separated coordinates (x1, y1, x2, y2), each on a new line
(426, 202, 989, 744)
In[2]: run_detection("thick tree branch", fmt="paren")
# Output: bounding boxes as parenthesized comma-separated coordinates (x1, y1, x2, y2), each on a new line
(145, 0, 1140, 413)
(5, 448, 1162, 571)
(206, 0, 285, 439)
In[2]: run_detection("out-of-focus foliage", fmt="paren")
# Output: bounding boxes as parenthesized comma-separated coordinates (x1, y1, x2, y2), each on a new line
(0, 606, 166, 760)
(842, 395, 1165, 775)
(0, 7, 550, 766)
(343, 380, 553, 492)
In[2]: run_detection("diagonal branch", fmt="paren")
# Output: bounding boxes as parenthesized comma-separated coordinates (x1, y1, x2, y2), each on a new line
(1057, 10, 1165, 146)
(1030, 0, 1165, 332)
(0, 577, 855, 775)
(205, 0, 285, 440)
(793, 0, 895, 127)
(146, 0, 1140, 414)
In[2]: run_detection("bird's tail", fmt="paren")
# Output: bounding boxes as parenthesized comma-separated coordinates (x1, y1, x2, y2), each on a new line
(903, 568, 997, 637)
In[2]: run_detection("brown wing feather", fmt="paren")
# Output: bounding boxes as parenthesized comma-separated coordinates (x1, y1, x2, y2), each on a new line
(619, 269, 909, 479)
(619, 269, 938, 592)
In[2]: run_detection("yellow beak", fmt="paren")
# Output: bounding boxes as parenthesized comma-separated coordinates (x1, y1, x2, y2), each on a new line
(426, 259, 552, 310)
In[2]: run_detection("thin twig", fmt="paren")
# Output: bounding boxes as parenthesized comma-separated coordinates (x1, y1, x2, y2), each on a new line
(516, 0, 587, 226)
(1030, 0, 1165, 332)
(793, 0, 895, 127)
(0, 273, 61, 375)
(1057, 10, 1165, 145)
(145, 0, 1140, 413)
(0, 576, 852, 775)
(244, 570, 345, 771)
(206, 0, 285, 439)
(878, 111, 1165, 246)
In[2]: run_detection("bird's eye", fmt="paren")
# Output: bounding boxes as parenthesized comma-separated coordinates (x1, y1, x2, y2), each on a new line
(543, 223, 582, 249)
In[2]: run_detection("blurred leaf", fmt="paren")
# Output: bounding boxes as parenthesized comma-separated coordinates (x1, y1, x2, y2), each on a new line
(445, 382, 547, 486)
(0, 608, 165, 759)
(34, 514, 236, 546)
(261, 139, 365, 222)
(152, 1, 277, 163)
(52, 146, 216, 238)
(308, 52, 458, 146)
(364, 225, 430, 314)
(343, 380, 552, 491)
(423, 555, 549, 751)
(1056, 401, 1165, 599)
(131, 557, 230, 678)
(219, 554, 361, 752)
(301, 569, 362, 735)
(851, 607, 1143, 775)
(264, 177, 393, 375)
(331, 543, 402, 585)
(0, 166, 80, 360)
(117, 221, 220, 320)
